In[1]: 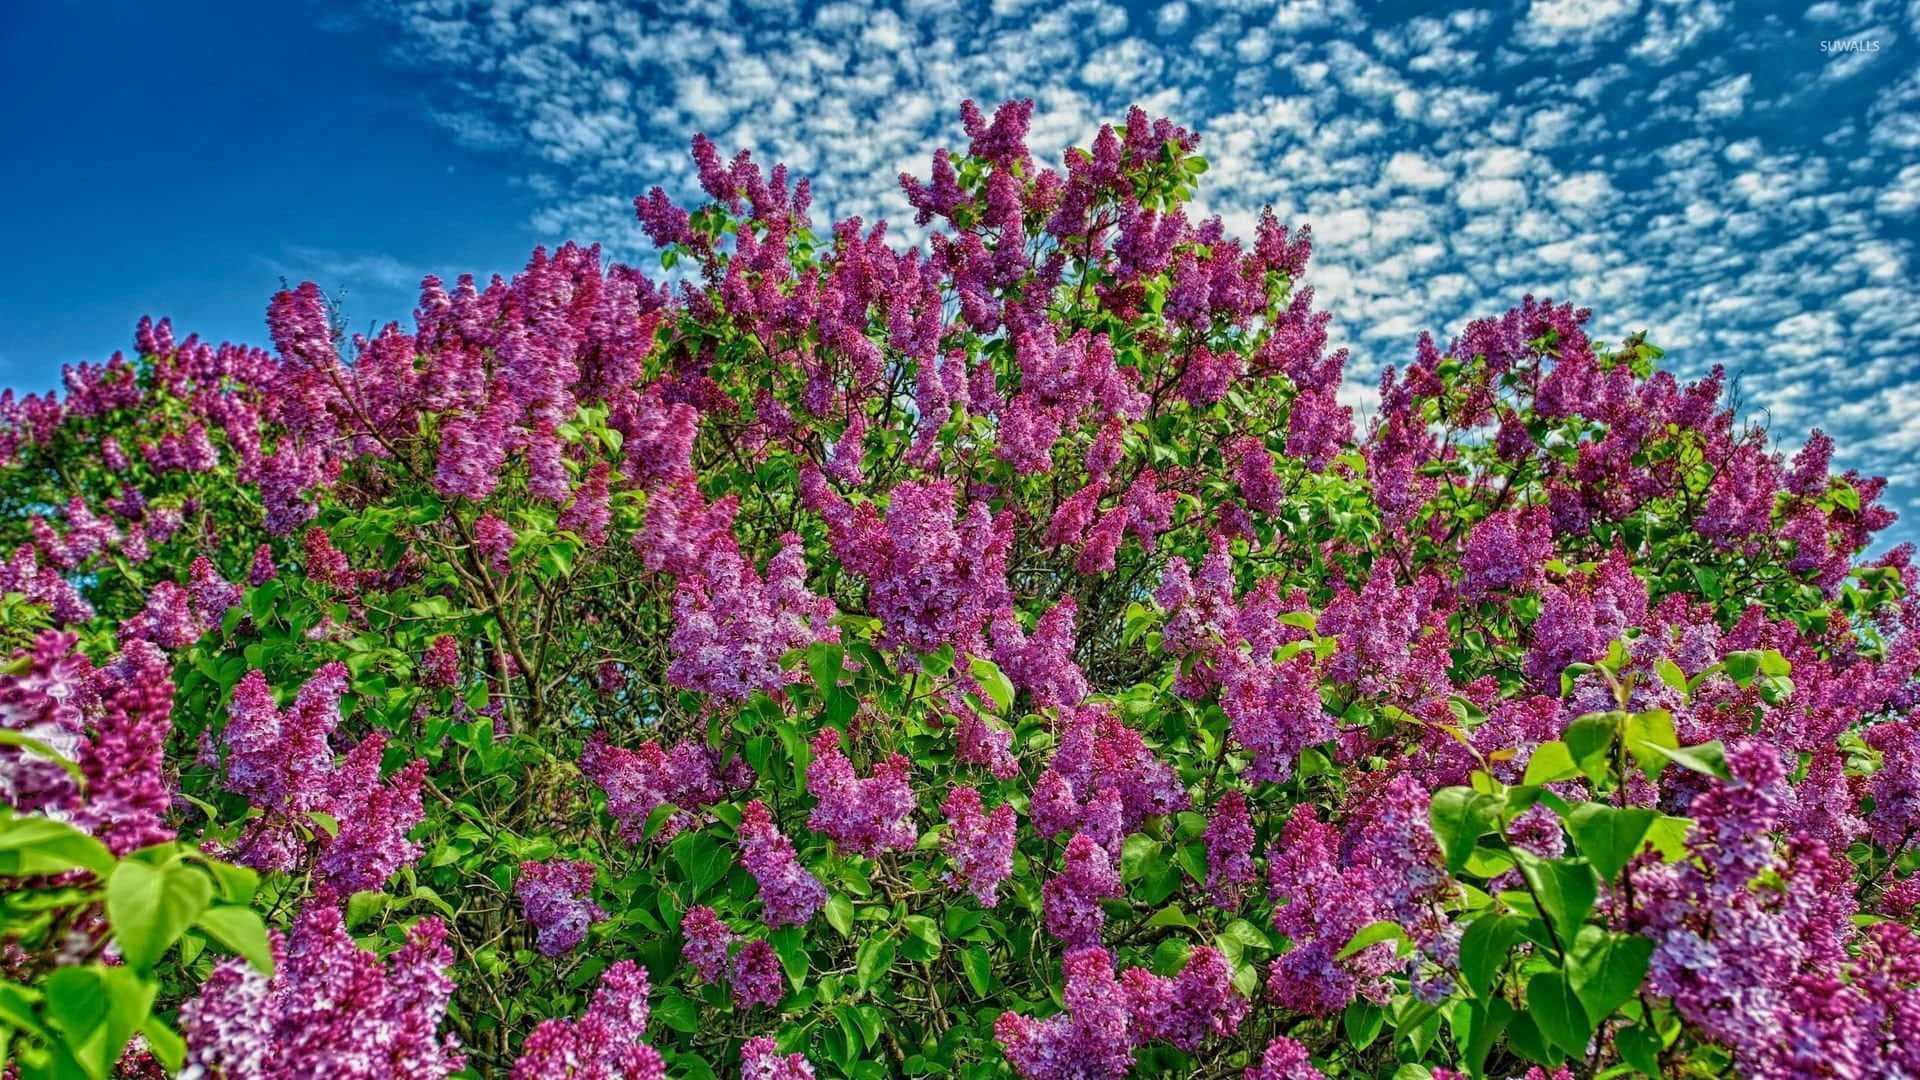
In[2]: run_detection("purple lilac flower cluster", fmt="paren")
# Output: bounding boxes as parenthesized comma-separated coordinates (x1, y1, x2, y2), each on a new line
(516, 859, 606, 956)
(737, 798, 827, 929)
(179, 905, 463, 1079)
(805, 727, 916, 856)
(510, 961, 664, 1080)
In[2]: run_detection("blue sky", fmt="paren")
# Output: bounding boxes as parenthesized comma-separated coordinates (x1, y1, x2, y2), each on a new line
(3, 0, 1916, 538)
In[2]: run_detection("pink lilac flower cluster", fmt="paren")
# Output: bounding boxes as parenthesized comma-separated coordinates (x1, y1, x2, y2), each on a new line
(221, 664, 425, 893)
(579, 732, 746, 843)
(995, 947, 1135, 1080)
(1245, 1037, 1328, 1080)
(940, 785, 1017, 906)
(1264, 806, 1397, 1016)
(730, 938, 786, 1009)
(1120, 946, 1249, 1051)
(805, 473, 1012, 657)
(0, 633, 179, 857)
(516, 859, 607, 956)
(1625, 741, 1920, 1076)
(179, 905, 463, 1079)
(420, 635, 461, 689)
(737, 798, 826, 929)
(805, 727, 917, 856)
(510, 960, 664, 1080)
(680, 904, 734, 982)
(667, 533, 837, 701)
(1202, 790, 1257, 909)
(739, 1035, 816, 1080)
(1042, 833, 1121, 947)
(1032, 706, 1187, 852)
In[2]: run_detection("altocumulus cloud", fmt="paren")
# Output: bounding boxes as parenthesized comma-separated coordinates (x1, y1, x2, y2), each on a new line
(360, 0, 1920, 534)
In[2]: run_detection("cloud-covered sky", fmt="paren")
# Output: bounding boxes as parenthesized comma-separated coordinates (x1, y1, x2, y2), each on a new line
(3, 0, 1916, 538)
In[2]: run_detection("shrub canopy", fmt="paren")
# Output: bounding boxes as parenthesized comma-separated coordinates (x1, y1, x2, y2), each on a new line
(2, 100, 1917, 1080)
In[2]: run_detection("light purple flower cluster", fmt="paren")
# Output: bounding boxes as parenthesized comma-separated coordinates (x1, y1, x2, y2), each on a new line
(516, 859, 606, 956)
(311, 735, 426, 898)
(579, 732, 744, 843)
(222, 664, 424, 890)
(805, 728, 916, 857)
(680, 904, 734, 982)
(1203, 789, 1257, 909)
(1626, 741, 1906, 1075)
(75, 638, 178, 855)
(510, 960, 664, 1080)
(179, 905, 463, 1079)
(1264, 806, 1395, 1015)
(1245, 1037, 1327, 1080)
(1459, 505, 1552, 600)
(992, 598, 1091, 710)
(737, 798, 826, 928)
(730, 938, 786, 1009)
(1120, 946, 1248, 1051)
(667, 533, 837, 701)
(941, 785, 1017, 906)
(806, 473, 1012, 657)
(0, 631, 94, 816)
(1522, 547, 1649, 687)
(994, 946, 1134, 1080)
(1034, 706, 1187, 849)
(740, 1035, 816, 1080)
(1043, 833, 1121, 947)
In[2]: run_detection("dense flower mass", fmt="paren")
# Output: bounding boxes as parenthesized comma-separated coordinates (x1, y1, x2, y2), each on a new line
(1, 97, 1915, 1079)
(516, 858, 606, 956)
(178, 905, 462, 1079)
(509, 961, 663, 1080)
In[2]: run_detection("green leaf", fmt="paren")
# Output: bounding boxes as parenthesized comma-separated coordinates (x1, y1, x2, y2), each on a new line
(1526, 969, 1592, 1056)
(0, 815, 115, 878)
(1563, 712, 1619, 783)
(1563, 804, 1657, 882)
(1337, 920, 1407, 960)
(1513, 852, 1596, 951)
(808, 642, 845, 697)
(652, 993, 698, 1034)
(1343, 1001, 1385, 1050)
(1522, 741, 1579, 785)
(1429, 787, 1502, 873)
(1641, 815, 1694, 861)
(1653, 657, 1687, 696)
(770, 927, 809, 989)
(1623, 709, 1680, 779)
(139, 1013, 187, 1072)
(1567, 926, 1653, 1024)
(961, 944, 994, 997)
(1641, 739, 1730, 780)
(195, 905, 274, 975)
(1458, 914, 1523, 1000)
(968, 656, 1015, 713)
(1463, 997, 1514, 1078)
(1615, 1024, 1663, 1076)
(673, 832, 731, 897)
(44, 965, 155, 1080)
(107, 859, 213, 973)
(855, 932, 896, 991)
(824, 894, 854, 938)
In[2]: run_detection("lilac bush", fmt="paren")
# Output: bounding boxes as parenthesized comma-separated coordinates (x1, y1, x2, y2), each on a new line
(1, 98, 1917, 1078)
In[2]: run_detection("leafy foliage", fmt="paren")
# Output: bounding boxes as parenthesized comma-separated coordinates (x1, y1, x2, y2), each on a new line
(2, 99, 1917, 1079)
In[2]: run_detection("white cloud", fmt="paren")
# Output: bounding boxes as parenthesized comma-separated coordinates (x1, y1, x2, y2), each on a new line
(361, 0, 1920, 527)
(1697, 73, 1751, 118)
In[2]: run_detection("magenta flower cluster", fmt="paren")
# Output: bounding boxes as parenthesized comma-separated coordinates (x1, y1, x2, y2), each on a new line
(516, 858, 606, 956)
(179, 905, 463, 1079)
